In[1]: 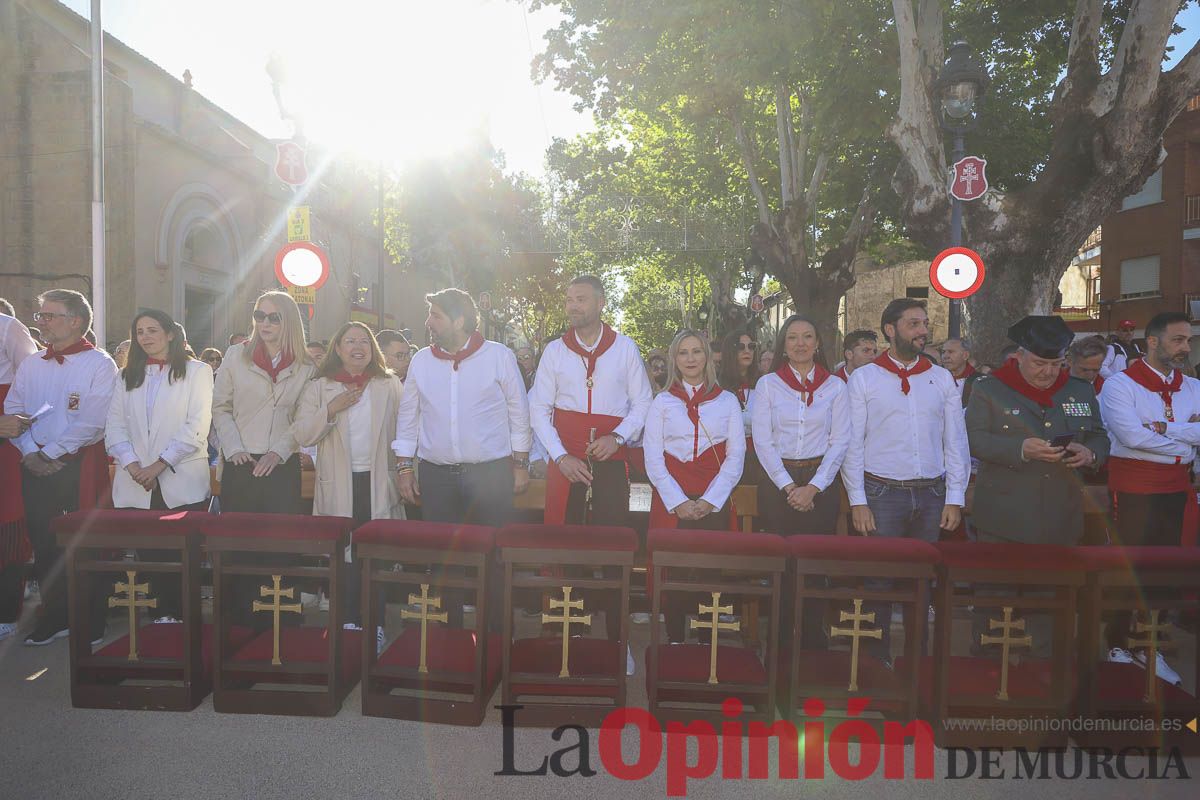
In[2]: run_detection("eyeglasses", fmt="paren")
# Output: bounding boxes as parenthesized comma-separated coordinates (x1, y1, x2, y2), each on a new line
(252, 310, 282, 324)
(32, 311, 73, 323)
(735, 342, 756, 351)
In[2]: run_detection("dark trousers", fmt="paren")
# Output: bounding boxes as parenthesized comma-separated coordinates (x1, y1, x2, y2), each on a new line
(341, 471, 373, 627)
(764, 467, 843, 650)
(419, 458, 513, 630)
(22, 460, 105, 635)
(127, 487, 209, 621)
(0, 560, 22, 622)
(663, 501, 733, 643)
(1107, 491, 1187, 648)
(221, 455, 304, 629)
(563, 459, 629, 641)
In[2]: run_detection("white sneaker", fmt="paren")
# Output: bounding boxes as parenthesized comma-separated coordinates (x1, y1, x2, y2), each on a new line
(152, 616, 180, 624)
(0, 622, 17, 641)
(1134, 650, 1183, 687)
(626, 645, 635, 676)
(1107, 647, 1136, 664)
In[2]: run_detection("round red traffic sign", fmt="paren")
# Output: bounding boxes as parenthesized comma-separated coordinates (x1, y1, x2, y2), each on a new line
(929, 247, 985, 299)
(274, 242, 330, 289)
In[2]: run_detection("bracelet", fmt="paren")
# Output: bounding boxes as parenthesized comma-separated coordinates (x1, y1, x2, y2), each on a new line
(396, 467, 414, 476)
(512, 456, 530, 469)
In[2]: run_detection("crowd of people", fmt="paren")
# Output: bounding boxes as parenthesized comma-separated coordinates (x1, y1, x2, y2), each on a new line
(0, 278, 1196, 685)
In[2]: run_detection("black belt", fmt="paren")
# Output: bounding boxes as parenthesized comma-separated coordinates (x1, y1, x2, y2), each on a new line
(864, 471, 944, 489)
(419, 457, 509, 474)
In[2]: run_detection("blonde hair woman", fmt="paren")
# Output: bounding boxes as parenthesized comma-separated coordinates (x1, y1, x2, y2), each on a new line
(294, 322, 404, 629)
(643, 329, 745, 643)
(211, 290, 315, 513)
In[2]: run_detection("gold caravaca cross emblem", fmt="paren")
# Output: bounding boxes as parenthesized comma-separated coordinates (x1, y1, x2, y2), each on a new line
(980, 606, 1033, 701)
(542, 586, 591, 677)
(252, 575, 302, 666)
(400, 583, 448, 673)
(690, 592, 740, 684)
(830, 598, 882, 692)
(108, 570, 157, 661)
(1128, 608, 1174, 703)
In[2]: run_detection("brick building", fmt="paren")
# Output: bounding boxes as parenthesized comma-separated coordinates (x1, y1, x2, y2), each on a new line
(0, 0, 434, 349)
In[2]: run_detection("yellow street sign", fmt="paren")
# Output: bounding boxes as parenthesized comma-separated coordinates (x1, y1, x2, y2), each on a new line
(286, 284, 316, 306)
(287, 206, 311, 242)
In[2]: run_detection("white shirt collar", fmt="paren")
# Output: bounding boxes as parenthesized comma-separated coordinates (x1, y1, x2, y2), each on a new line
(574, 328, 603, 353)
(1142, 360, 1175, 382)
(788, 364, 815, 382)
(684, 381, 703, 397)
(888, 352, 919, 370)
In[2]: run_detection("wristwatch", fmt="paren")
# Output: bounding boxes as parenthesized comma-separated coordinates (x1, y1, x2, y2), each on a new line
(512, 454, 530, 469)
(610, 432, 625, 447)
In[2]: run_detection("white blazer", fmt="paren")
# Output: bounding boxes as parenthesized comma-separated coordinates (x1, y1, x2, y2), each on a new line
(106, 360, 214, 509)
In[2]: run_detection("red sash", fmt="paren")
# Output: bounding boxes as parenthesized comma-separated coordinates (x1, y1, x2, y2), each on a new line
(41, 338, 94, 364)
(1093, 375, 1105, 395)
(561, 324, 617, 414)
(252, 341, 294, 383)
(872, 352, 932, 395)
(834, 366, 849, 382)
(543, 409, 627, 525)
(1124, 359, 1183, 422)
(667, 382, 724, 457)
(333, 370, 371, 390)
(1107, 456, 1192, 495)
(0, 383, 30, 570)
(990, 360, 1068, 408)
(431, 331, 485, 371)
(648, 442, 737, 531)
(953, 363, 977, 384)
(775, 364, 831, 406)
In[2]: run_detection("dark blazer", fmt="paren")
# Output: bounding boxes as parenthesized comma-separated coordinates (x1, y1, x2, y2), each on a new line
(966, 374, 1110, 545)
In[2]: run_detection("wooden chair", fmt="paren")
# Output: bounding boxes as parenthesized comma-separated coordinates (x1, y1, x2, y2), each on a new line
(498, 523, 636, 727)
(356, 520, 499, 725)
(783, 535, 940, 727)
(201, 513, 359, 717)
(54, 509, 224, 711)
(647, 528, 787, 723)
(1075, 545, 1200, 753)
(923, 542, 1087, 748)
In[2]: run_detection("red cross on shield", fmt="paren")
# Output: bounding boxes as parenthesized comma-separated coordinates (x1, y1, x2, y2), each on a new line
(949, 155, 988, 202)
(275, 141, 308, 186)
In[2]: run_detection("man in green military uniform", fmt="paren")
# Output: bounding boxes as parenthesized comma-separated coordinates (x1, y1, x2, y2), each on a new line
(966, 316, 1110, 659)
(966, 315, 1110, 546)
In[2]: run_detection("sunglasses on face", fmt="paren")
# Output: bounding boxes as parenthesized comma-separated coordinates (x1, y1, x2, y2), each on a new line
(33, 311, 73, 323)
(252, 310, 282, 324)
(735, 342, 755, 351)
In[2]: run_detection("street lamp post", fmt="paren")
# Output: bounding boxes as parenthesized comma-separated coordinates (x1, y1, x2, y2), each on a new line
(936, 41, 989, 340)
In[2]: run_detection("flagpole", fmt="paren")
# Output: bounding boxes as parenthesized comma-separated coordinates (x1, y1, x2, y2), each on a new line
(89, 0, 106, 347)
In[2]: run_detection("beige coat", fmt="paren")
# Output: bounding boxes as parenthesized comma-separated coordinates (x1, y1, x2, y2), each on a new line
(292, 374, 404, 520)
(211, 342, 315, 461)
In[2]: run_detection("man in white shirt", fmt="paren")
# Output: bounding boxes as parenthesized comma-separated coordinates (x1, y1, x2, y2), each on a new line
(4, 290, 117, 646)
(1100, 319, 1144, 378)
(842, 298, 971, 663)
(1098, 310, 1197, 684)
(377, 330, 413, 382)
(0, 302, 39, 641)
(834, 330, 878, 382)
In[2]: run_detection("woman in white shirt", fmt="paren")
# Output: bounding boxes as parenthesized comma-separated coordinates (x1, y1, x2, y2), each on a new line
(105, 309, 212, 622)
(294, 322, 403, 629)
(751, 313, 850, 647)
(643, 329, 745, 643)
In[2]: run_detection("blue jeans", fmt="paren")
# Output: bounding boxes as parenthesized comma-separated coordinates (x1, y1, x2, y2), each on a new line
(861, 476, 946, 661)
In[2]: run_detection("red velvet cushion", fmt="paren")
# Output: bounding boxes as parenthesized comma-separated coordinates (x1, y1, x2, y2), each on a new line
(498, 524, 636, 552)
(354, 520, 495, 553)
(895, 654, 1054, 709)
(377, 627, 501, 689)
(1077, 545, 1200, 573)
(509, 636, 622, 697)
(649, 643, 767, 688)
(199, 513, 352, 542)
(1093, 661, 1197, 708)
(936, 542, 1085, 572)
(789, 534, 941, 564)
(51, 509, 210, 538)
(228, 626, 362, 685)
(92, 622, 254, 682)
(779, 648, 905, 696)
(648, 528, 787, 559)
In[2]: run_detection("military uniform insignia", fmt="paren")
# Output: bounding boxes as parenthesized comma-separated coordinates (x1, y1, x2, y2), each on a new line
(1062, 402, 1091, 417)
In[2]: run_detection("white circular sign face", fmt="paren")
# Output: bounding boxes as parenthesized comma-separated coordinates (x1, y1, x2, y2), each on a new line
(280, 247, 325, 288)
(929, 247, 986, 299)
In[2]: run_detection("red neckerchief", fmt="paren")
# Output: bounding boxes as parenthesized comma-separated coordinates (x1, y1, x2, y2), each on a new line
(561, 323, 617, 413)
(872, 351, 932, 395)
(252, 341, 294, 383)
(430, 331, 485, 371)
(991, 360, 1068, 408)
(1124, 358, 1184, 422)
(735, 382, 751, 407)
(146, 357, 168, 371)
(41, 338, 94, 364)
(775, 363, 831, 406)
(668, 381, 724, 458)
(953, 363, 977, 383)
(1093, 374, 1105, 395)
(834, 365, 849, 382)
(333, 370, 371, 391)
